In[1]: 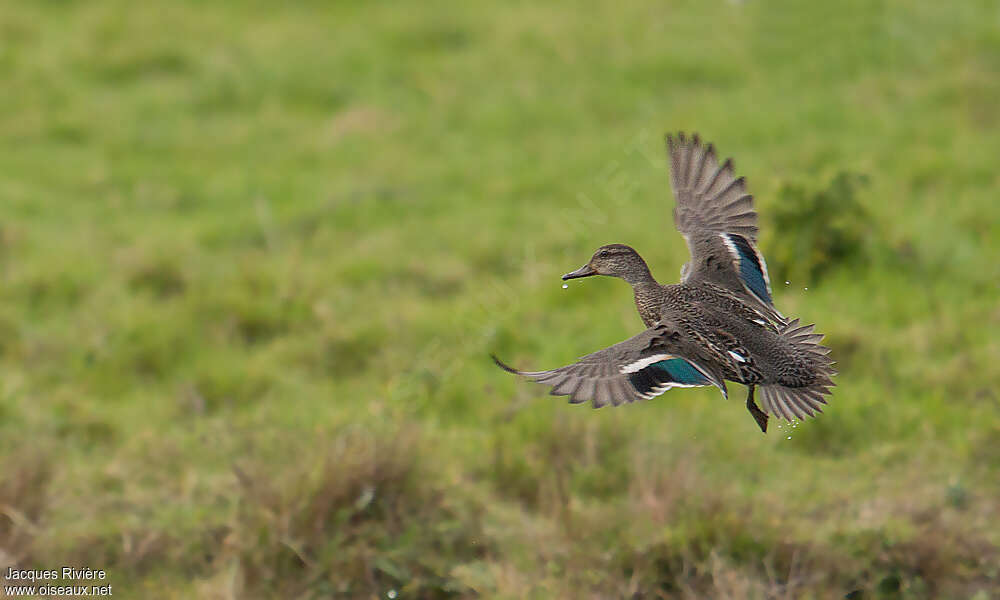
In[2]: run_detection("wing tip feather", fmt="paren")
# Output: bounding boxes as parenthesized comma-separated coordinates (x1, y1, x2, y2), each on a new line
(491, 353, 521, 375)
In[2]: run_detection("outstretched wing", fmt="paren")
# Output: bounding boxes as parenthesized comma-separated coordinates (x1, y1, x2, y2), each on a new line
(666, 132, 780, 318)
(668, 132, 758, 241)
(493, 324, 727, 408)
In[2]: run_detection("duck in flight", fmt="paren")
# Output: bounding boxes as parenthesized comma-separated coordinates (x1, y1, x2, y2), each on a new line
(493, 133, 836, 433)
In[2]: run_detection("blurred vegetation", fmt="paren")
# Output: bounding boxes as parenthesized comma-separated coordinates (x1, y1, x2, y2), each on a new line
(1, 0, 999, 598)
(765, 171, 873, 285)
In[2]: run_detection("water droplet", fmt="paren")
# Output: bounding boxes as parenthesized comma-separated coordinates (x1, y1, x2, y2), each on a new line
(803, 287, 808, 291)
(787, 436, 792, 440)
(388, 591, 397, 599)
(562, 284, 568, 289)
(785, 281, 790, 285)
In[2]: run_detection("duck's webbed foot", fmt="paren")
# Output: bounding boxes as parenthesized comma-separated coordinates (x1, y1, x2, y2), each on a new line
(745, 384, 768, 433)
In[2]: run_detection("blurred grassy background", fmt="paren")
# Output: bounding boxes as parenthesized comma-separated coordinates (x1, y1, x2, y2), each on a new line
(1, 0, 998, 598)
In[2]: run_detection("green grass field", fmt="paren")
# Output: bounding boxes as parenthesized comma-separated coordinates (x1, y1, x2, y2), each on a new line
(2, 1, 999, 598)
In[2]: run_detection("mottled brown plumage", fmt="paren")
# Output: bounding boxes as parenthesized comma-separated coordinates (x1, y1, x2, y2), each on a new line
(494, 133, 836, 433)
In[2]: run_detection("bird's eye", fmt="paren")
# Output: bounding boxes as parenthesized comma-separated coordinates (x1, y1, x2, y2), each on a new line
(599, 249, 610, 257)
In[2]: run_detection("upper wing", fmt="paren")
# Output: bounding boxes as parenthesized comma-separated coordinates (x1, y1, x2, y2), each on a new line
(667, 132, 758, 241)
(666, 132, 780, 318)
(492, 324, 727, 408)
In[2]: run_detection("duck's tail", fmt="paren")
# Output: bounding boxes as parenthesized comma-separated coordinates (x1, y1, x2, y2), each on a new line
(758, 319, 836, 422)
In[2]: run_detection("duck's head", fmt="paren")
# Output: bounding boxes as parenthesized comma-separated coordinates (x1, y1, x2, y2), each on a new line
(562, 244, 653, 284)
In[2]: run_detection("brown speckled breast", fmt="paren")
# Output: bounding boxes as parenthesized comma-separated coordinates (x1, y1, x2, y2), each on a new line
(633, 283, 666, 328)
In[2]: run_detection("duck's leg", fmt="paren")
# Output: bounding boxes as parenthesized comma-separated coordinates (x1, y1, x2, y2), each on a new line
(745, 384, 768, 433)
